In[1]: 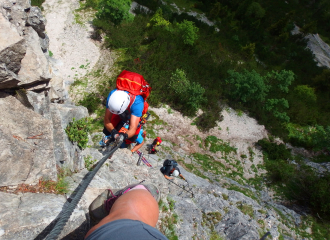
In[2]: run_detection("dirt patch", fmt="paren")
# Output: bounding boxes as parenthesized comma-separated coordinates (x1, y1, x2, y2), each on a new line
(150, 105, 268, 179)
(43, 0, 100, 90)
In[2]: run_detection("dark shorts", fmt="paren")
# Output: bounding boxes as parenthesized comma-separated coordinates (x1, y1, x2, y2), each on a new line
(86, 219, 168, 240)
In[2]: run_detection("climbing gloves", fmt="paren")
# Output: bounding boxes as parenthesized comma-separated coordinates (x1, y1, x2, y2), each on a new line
(110, 128, 128, 141)
(110, 129, 119, 139)
(119, 132, 128, 140)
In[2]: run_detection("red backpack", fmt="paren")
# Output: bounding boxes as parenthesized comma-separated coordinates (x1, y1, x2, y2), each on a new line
(116, 70, 151, 100)
(116, 70, 151, 144)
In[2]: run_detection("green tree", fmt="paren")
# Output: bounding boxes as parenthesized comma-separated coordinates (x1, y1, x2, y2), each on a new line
(265, 98, 290, 122)
(312, 68, 330, 90)
(294, 85, 317, 103)
(287, 124, 330, 151)
(266, 70, 295, 93)
(96, 0, 134, 25)
(169, 69, 189, 96)
(241, 43, 255, 59)
(268, 11, 294, 36)
(169, 69, 206, 114)
(288, 85, 318, 125)
(185, 82, 206, 113)
(147, 9, 171, 28)
(226, 69, 269, 103)
(245, 2, 265, 19)
(176, 20, 199, 46)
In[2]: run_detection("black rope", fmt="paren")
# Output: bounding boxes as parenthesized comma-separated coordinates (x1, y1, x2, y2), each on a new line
(167, 179, 194, 198)
(45, 138, 123, 240)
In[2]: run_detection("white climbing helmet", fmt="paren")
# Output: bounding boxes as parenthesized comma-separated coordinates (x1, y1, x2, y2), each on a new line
(108, 90, 130, 114)
(172, 170, 179, 177)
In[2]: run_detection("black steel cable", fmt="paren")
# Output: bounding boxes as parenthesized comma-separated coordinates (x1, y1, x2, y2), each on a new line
(45, 138, 123, 240)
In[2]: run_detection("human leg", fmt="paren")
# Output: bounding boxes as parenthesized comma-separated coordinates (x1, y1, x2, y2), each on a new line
(86, 188, 159, 238)
(131, 140, 145, 153)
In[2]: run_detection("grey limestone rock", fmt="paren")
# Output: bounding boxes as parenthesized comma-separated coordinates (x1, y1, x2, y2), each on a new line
(18, 26, 53, 86)
(39, 33, 50, 52)
(48, 76, 66, 103)
(0, 192, 87, 240)
(26, 6, 46, 38)
(0, 63, 20, 88)
(0, 12, 26, 89)
(0, 93, 57, 186)
(50, 103, 88, 170)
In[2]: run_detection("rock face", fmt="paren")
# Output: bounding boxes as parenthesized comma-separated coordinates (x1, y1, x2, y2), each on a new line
(26, 90, 89, 171)
(0, 93, 57, 186)
(0, 13, 25, 89)
(18, 26, 52, 85)
(306, 33, 330, 68)
(27, 6, 47, 39)
(49, 103, 88, 170)
(0, 192, 87, 240)
(292, 25, 330, 69)
(0, 0, 55, 90)
(0, 146, 303, 239)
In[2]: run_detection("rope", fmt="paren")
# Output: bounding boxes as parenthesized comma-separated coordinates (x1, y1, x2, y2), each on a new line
(167, 179, 194, 198)
(45, 137, 123, 240)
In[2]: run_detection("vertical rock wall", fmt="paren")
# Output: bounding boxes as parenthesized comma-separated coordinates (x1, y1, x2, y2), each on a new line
(0, 0, 88, 187)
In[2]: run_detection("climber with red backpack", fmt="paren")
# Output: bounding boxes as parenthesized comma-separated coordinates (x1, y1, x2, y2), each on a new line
(99, 70, 151, 148)
(149, 136, 162, 154)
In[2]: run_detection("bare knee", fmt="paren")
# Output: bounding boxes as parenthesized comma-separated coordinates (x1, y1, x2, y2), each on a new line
(86, 189, 159, 238)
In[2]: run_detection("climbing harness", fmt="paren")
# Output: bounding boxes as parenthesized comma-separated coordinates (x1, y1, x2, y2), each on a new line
(136, 150, 152, 167)
(167, 179, 194, 198)
(44, 136, 124, 240)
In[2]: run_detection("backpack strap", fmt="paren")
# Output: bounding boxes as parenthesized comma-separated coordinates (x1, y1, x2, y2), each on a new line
(127, 92, 136, 113)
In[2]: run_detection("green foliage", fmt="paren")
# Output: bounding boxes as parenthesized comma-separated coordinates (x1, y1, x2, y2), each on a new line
(268, 11, 293, 36)
(194, 107, 223, 131)
(84, 155, 97, 171)
(294, 85, 317, 103)
(96, 0, 134, 25)
(169, 69, 189, 95)
(286, 124, 330, 151)
(264, 98, 290, 122)
(82, 0, 99, 9)
(241, 43, 255, 59)
(167, 197, 175, 211)
(288, 85, 318, 125)
(266, 70, 295, 93)
(312, 68, 330, 90)
(226, 69, 269, 103)
(78, 93, 102, 114)
(49, 50, 53, 57)
(176, 20, 199, 46)
(258, 138, 330, 219)
(237, 203, 254, 217)
(257, 138, 292, 161)
(147, 9, 171, 28)
(55, 167, 71, 194)
(31, 0, 45, 10)
(205, 136, 237, 154)
(245, 2, 265, 19)
(89, 0, 330, 152)
(169, 69, 206, 115)
(65, 118, 91, 149)
(186, 82, 206, 113)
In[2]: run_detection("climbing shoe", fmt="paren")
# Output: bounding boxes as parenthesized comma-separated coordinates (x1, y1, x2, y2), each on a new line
(99, 135, 111, 147)
(89, 183, 160, 225)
